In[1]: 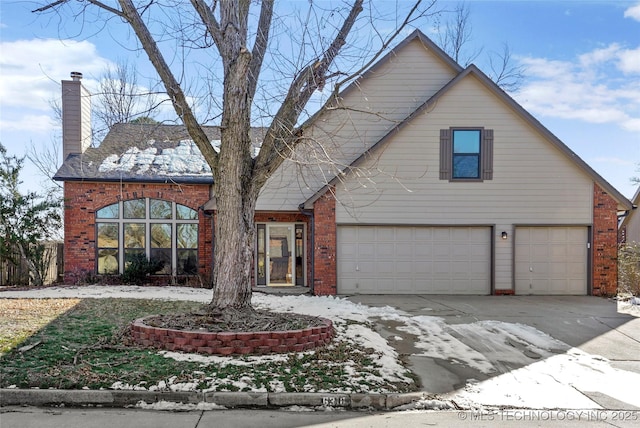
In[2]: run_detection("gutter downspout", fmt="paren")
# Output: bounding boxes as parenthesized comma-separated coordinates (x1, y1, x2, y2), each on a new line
(298, 204, 314, 295)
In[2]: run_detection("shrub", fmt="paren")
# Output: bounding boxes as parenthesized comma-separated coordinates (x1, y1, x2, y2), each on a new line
(619, 242, 640, 297)
(121, 254, 164, 285)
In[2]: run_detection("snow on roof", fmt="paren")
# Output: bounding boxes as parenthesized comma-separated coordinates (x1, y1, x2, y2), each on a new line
(98, 140, 216, 175)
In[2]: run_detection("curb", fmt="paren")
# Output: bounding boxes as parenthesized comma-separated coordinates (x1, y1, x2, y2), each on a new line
(0, 389, 431, 410)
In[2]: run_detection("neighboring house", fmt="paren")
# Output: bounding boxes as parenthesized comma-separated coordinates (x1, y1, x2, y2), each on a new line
(54, 30, 633, 296)
(620, 186, 640, 244)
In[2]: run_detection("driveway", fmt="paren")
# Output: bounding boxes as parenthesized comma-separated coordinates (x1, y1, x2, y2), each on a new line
(346, 295, 640, 410)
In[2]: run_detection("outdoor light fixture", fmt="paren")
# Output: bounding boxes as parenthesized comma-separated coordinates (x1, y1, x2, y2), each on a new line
(501, 231, 508, 240)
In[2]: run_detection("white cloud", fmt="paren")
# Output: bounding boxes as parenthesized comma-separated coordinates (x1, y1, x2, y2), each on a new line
(0, 38, 112, 112)
(618, 46, 640, 74)
(514, 43, 640, 132)
(0, 114, 57, 134)
(624, 3, 640, 21)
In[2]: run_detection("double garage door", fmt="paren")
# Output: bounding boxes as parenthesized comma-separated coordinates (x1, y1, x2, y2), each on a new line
(337, 225, 588, 295)
(337, 226, 491, 294)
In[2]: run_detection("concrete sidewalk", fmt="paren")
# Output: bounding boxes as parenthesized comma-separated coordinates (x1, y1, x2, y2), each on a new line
(3, 406, 639, 428)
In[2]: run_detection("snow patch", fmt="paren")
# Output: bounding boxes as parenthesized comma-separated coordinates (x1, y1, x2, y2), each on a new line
(98, 141, 212, 175)
(136, 400, 226, 411)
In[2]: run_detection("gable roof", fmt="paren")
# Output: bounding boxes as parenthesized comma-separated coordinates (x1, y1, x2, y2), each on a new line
(620, 186, 640, 230)
(335, 29, 462, 100)
(303, 53, 633, 211)
(54, 124, 265, 183)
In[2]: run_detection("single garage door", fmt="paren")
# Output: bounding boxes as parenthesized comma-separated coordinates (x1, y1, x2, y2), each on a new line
(515, 227, 588, 295)
(337, 226, 491, 294)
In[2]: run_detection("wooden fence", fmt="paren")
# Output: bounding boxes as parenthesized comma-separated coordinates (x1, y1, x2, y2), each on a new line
(0, 242, 63, 286)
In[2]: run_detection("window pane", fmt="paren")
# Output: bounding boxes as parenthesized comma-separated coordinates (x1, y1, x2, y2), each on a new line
(151, 223, 171, 248)
(150, 199, 172, 219)
(97, 223, 118, 248)
(97, 249, 118, 274)
(453, 155, 480, 178)
(124, 223, 146, 248)
(177, 224, 198, 248)
(176, 204, 198, 220)
(177, 249, 198, 275)
(96, 203, 119, 219)
(453, 130, 480, 153)
(124, 249, 146, 268)
(151, 248, 172, 274)
(257, 224, 266, 285)
(124, 199, 146, 219)
(295, 224, 304, 285)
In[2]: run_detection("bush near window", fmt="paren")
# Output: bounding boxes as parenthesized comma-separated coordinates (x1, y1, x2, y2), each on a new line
(619, 242, 640, 297)
(121, 254, 165, 285)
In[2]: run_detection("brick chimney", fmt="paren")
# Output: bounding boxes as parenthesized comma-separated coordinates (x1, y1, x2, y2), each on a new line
(62, 71, 91, 159)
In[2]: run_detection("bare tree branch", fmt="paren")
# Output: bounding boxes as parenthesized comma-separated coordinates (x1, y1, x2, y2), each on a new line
(190, 0, 223, 53)
(248, 0, 274, 101)
(488, 43, 525, 92)
(116, 0, 219, 170)
(253, 0, 365, 188)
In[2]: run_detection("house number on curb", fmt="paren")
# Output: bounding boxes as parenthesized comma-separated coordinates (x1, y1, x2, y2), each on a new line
(322, 396, 348, 406)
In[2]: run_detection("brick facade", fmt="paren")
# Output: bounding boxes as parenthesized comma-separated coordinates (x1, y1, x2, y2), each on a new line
(63, 181, 212, 284)
(312, 190, 337, 295)
(592, 183, 619, 296)
(62, 181, 622, 296)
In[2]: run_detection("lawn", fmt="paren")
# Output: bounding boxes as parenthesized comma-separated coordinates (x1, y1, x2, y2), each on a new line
(0, 298, 417, 393)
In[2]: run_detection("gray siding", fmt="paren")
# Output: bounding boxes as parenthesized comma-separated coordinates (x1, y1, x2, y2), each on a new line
(257, 39, 458, 211)
(333, 74, 595, 291)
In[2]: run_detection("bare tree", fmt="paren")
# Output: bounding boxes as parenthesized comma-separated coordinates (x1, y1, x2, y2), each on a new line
(93, 60, 161, 141)
(34, 0, 434, 311)
(487, 43, 525, 93)
(435, 1, 524, 91)
(28, 59, 162, 203)
(435, 1, 480, 66)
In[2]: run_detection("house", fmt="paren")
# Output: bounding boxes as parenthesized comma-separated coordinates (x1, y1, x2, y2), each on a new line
(54, 30, 633, 296)
(620, 186, 640, 244)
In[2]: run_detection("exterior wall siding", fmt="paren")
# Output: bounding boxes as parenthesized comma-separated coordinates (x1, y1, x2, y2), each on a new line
(332, 74, 596, 294)
(620, 189, 640, 244)
(592, 184, 619, 296)
(63, 181, 212, 284)
(257, 38, 458, 212)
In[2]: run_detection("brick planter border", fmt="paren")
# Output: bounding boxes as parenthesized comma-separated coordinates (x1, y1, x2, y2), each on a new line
(130, 316, 334, 355)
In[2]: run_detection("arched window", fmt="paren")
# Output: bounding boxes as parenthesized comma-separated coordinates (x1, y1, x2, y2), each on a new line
(96, 199, 198, 275)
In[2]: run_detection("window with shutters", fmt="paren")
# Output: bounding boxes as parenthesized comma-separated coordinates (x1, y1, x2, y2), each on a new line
(440, 128, 493, 181)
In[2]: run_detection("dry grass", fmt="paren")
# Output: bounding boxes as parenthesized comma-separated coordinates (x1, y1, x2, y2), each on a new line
(0, 298, 80, 355)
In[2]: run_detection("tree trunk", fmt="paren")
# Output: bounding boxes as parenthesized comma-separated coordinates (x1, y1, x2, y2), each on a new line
(210, 34, 257, 309)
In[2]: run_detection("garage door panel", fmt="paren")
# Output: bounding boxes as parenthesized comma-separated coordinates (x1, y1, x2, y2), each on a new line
(515, 227, 587, 295)
(338, 226, 491, 294)
(396, 245, 413, 257)
(357, 244, 375, 258)
(376, 244, 395, 258)
(376, 228, 395, 241)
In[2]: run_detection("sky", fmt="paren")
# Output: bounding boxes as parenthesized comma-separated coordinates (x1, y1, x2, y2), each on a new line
(0, 0, 639, 199)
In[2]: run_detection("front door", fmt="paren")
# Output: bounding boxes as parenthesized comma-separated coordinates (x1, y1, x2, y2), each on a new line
(256, 223, 305, 286)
